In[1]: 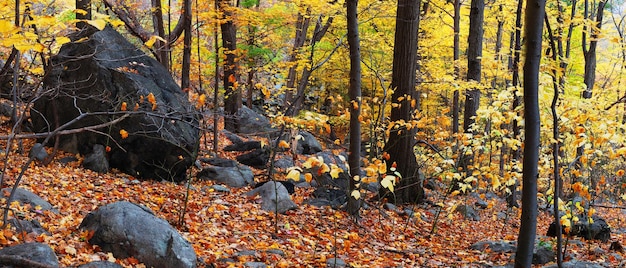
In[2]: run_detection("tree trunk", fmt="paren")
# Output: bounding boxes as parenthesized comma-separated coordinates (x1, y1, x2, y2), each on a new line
(452, 0, 460, 134)
(283, 11, 310, 112)
(507, 0, 524, 209)
(220, 0, 241, 132)
(287, 15, 333, 116)
(515, 0, 545, 266)
(582, 0, 606, 99)
(181, 0, 192, 91)
(76, 0, 91, 29)
(380, 0, 424, 204)
(464, 0, 484, 133)
(151, 0, 169, 70)
(346, 0, 361, 217)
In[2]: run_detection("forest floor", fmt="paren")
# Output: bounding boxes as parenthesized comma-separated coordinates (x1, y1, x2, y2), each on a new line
(0, 132, 624, 267)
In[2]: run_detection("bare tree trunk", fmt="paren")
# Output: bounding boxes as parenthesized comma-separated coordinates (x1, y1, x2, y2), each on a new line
(463, 0, 484, 133)
(181, 0, 192, 91)
(515, 0, 545, 266)
(582, 0, 606, 99)
(381, 0, 424, 204)
(346, 0, 361, 218)
(452, 0, 460, 134)
(287, 15, 333, 116)
(507, 0, 524, 208)
(76, 0, 91, 29)
(220, 0, 241, 132)
(283, 11, 310, 112)
(152, 0, 169, 70)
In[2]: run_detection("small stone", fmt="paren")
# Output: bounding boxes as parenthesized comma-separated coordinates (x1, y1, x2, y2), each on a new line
(211, 185, 231, 192)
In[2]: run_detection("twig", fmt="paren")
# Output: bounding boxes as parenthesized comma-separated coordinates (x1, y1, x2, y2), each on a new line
(0, 113, 130, 140)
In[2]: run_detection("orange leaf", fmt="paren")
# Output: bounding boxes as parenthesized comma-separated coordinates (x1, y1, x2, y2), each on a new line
(120, 102, 127, 111)
(120, 129, 129, 139)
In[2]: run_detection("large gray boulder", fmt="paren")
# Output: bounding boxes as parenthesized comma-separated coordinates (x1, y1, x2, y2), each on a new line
(236, 106, 273, 135)
(31, 26, 200, 182)
(79, 201, 197, 268)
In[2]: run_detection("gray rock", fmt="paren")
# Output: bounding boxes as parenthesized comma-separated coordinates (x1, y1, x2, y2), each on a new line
(470, 240, 516, 253)
(474, 198, 488, 209)
(211, 185, 231, 192)
(543, 260, 606, 268)
(244, 262, 267, 268)
(32, 26, 200, 182)
(236, 148, 270, 169)
(532, 247, 555, 265)
(79, 201, 197, 268)
(274, 157, 295, 170)
(1, 188, 56, 213)
(28, 143, 48, 162)
(7, 218, 50, 235)
(282, 131, 323, 155)
(224, 141, 261, 152)
(326, 257, 347, 267)
(78, 261, 124, 268)
(222, 129, 244, 145)
(0, 242, 58, 267)
(197, 165, 254, 188)
(82, 144, 109, 173)
(455, 204, 480, 221)
(246, 181, 297, 214)
(236, 105, 274, 135)
(265, 249, 285, 256)
(201, 157, 238, 167)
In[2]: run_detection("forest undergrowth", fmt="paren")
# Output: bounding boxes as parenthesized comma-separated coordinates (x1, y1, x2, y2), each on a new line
(0, 121, 620, 267)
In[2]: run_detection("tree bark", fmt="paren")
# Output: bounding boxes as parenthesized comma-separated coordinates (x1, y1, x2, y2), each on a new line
(283, 11, 310, 113)
(346, 0, 361, 217)
(381, 0, 424, 204)
(452, 0, 460, 134)
(151, 0, 169, 70)
(515, 0, 545, 266)
(582, 0, 606, 99)
(463, 0, 484, 133)
(76, 0, 91, 29)
(181, 0, 192, 91)
(220, 0, 241, 132)
(507, 0, 524, 209)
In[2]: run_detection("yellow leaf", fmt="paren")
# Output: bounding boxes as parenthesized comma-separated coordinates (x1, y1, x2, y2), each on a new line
(56, 36, 71, 46)
(304, 173, 313, 183)
(320, 163, 330, 174)
(350, 190, 361, 200)
(30, 67, 44, 75)
(329, 164, 342, 179)
(0, 21, 15, 34)
(491, 175, 501, 190)
(381, 175, 395, 192)
(119, 129, 129, 139)
(87, 19, 107, 30)
(75, 9, 88, 15)
(145, 35, 166, 49)
(285, 168, 301, 181)
(303, 157, 322, 169)
(261, 86, 270, 99)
